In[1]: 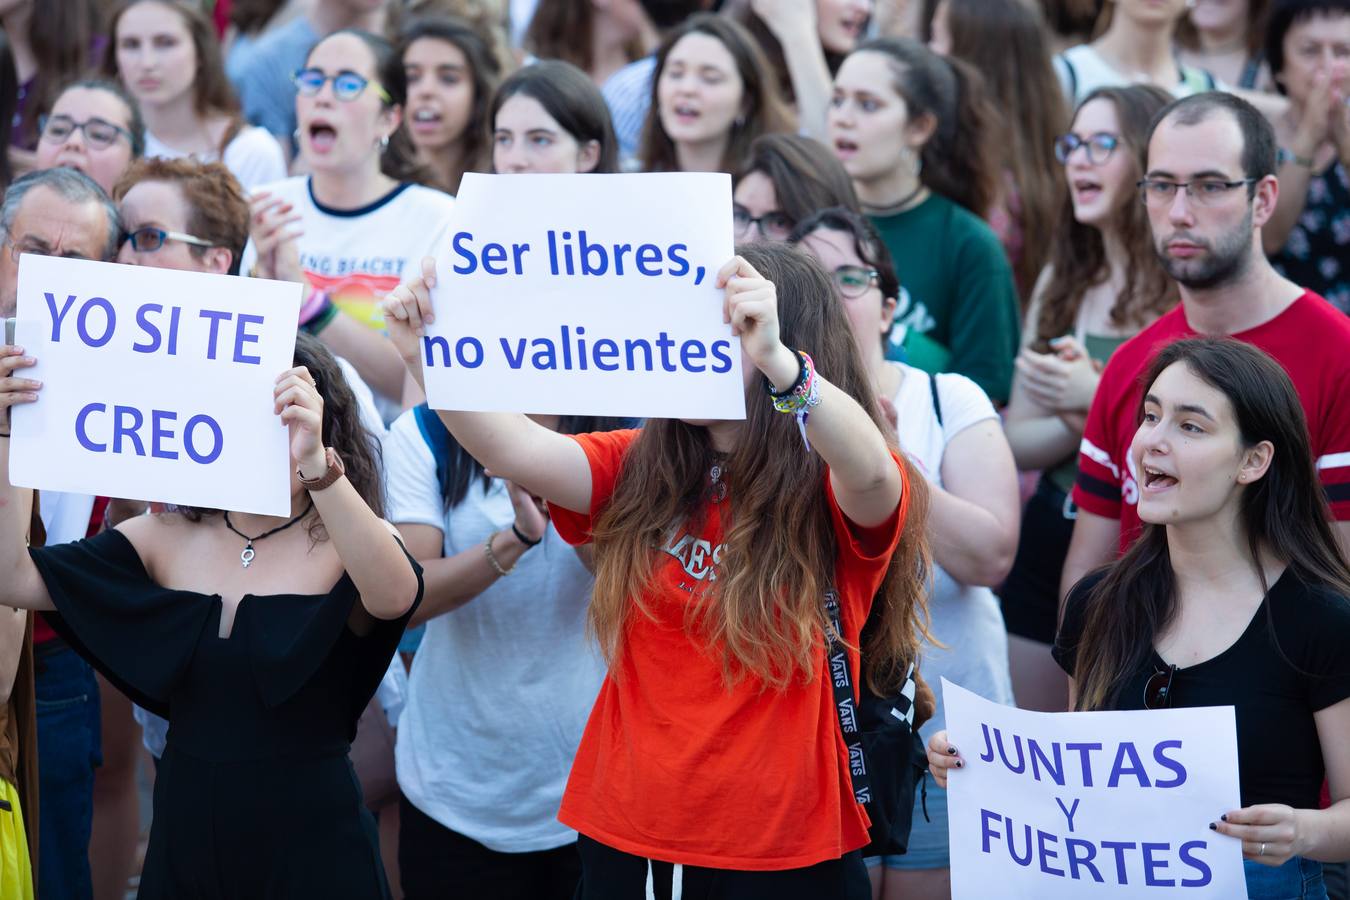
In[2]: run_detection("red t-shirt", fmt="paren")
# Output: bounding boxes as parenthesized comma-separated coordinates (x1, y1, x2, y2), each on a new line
(548, 429, 908, 870)
(1074, 292, 1350, 552)
(34, 495, 109, 645)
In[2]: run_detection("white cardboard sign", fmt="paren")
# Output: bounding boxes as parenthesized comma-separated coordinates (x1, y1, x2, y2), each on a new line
(942, 679, 1246, 899)
(10, 255, 301, 516)
(420, 172, 743, 420)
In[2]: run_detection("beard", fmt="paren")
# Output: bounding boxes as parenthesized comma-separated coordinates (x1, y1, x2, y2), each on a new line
(1154, 206, 1254, 291)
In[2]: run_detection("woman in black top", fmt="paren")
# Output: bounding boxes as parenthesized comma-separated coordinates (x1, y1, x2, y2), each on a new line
(928, 337, 1350, 900)
(0, 333, 423, 898)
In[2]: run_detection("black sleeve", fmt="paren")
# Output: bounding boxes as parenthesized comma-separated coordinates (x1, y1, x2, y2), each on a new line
(1293, 582, 1350, 712)
(30, 530, 216, 718)
(1051, 571, 1107, 677)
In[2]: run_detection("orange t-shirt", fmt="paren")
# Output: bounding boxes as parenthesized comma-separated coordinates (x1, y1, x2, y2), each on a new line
(548, 429, 908, 870)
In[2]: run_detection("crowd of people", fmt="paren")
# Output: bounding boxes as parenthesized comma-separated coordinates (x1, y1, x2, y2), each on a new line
(0, 0, 1349, 898)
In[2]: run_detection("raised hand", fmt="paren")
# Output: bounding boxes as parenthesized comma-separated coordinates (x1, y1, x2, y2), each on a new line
(381, 256, 437, 368)
(274, 366, 325, 475)
(0, 345, 40, 434)
(248, 191, 305, 283)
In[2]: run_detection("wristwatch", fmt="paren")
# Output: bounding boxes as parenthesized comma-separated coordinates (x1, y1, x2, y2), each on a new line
(298, 447, 345, 491)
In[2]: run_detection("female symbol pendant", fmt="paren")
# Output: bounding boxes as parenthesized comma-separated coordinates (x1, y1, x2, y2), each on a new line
(241, 544, 256, 569)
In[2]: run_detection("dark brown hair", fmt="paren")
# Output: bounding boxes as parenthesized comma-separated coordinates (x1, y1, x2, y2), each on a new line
(639, 13, 794, 174)
(851, 37, 1000, 217)
(1035, 85, 1176, 351)
(175, 333, 386, 535)
(1071, 337, 1350, 711)
(14, 0, 99, 150)
(113, 157, 251, 274)
(589, 241, 931, 694)
(104, 0, 246, 156)
(733, 133, 860, 226)
(941, 0, 1068, 303)
(726, 0, 849, 103)
(398, 15, 503, 193)
(524, 0, 643, 77)
(788, 205, 901, 321)
(1178, 0, 1272, 56)
(488, 60, 620, 174)
(307, 29, 435, 187)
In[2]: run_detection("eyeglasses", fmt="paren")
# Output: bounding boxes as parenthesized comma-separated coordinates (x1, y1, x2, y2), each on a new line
(831, 264, 879, 299)
(292, 67, 392, 103)
(1143, 664, 1178, 710)
(38, 115, 132, 150)
(2, 234, 92, 264)
(1054, 132, 1119, 165)
(122, 226, 214, 253)
(733, 205, 794, 241)
(1137, 178, 1257, 207)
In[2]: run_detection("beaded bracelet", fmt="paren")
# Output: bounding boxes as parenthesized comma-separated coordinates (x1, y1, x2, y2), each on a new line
(483, 532, 514, 576)
(301, 297, 339, 336)
(766, 350, 821, 451)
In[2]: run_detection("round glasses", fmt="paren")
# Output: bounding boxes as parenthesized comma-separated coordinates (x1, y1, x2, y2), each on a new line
(38, 115, 132, 150)
(292, 67, 392, 103)
(831, 264, 878, 299)
(122, 227, 214, 253)
(733, 205, 794, 241)
(1054, 132, 1120, 166)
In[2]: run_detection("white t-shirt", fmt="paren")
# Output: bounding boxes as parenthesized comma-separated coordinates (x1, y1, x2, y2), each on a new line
(239, 177, 457, 332)
(143, 124, 287, 191)
(1053, 44, 1220, 110)
(385, 410, 604, 853)
(890, 363, 1015, 738)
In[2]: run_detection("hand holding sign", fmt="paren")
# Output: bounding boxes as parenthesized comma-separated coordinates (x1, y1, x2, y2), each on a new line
(0, 344, 39, 430)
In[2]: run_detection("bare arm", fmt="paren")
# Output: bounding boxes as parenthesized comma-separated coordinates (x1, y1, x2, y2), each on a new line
(1004, 367, 1083, 471)
(0, 608, 25, 706)
(929, 420, 1020, 586)
(0, 347, 55, 612)
(381, 259, 594, 513)
(277, 368, 419, 619)
(751, 0, 832, 141)
(1263, 76, 1336, 254)
(313, 312, 410, 404)
(1058, 509, 1119, 613)
(725, 258, 902, 527)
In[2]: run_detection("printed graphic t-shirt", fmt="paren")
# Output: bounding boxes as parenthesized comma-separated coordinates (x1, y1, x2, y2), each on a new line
(240, 177, 457, 330)
(548, 429, 909, 870)
(1074, 291, 1350, 552)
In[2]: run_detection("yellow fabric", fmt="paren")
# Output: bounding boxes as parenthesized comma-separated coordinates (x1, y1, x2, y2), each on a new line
(0, 779, 33, 900)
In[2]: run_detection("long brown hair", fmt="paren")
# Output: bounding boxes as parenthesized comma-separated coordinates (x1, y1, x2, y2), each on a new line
(852, 37, 999, 217)
(1071, 337, 1350, 711)
(734, 132, 861, 225)
(941, 0, 1067, 304)
(589, 242, 931, 693)
(523, 0, 642, 77)
(1034, 85, 1176, 351)
(103, 0, 245, 156)
(488, 60, 620, 174)
(398, 15, 503, 193)
(1176, 0, 1271, 55)
(15, 0, 99, 150)
(639, 14, 794, 174)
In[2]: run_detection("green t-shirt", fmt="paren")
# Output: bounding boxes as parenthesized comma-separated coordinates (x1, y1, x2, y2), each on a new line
(870, 194, 1020, 403)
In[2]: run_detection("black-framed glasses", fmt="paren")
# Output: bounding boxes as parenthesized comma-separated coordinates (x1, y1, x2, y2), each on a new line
(1143, 664, 1178, 710)
(292, 67, 392, 103)
(2, 234, 91, 264)
(831, 264, 878, 299)
(1137, 177, 1257, 208)
(733, 205, 794, 241)
(1054, 132, 1119, 165)
(122, 226, 214, 253)
(38, 114, 132, 150)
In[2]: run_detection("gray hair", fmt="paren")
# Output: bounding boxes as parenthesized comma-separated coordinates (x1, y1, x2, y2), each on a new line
(0, 167, 122, 261)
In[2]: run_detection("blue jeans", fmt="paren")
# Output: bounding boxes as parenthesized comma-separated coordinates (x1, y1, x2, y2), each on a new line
(1246, 857, 1328, 900)
(35, 641, 102, 900)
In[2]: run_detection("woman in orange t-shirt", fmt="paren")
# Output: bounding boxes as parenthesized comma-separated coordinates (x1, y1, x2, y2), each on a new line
(383, 240, 929, 898)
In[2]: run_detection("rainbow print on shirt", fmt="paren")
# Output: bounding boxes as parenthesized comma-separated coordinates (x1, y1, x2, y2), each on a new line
(305, 270, 402, 331)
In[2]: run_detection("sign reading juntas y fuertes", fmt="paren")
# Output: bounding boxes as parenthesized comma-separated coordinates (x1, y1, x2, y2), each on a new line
(942, 679, 1246, 899)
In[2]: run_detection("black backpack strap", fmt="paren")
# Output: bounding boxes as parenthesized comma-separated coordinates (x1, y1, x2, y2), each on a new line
(929, 371, 944, 429)
(825, 589, 873, 807)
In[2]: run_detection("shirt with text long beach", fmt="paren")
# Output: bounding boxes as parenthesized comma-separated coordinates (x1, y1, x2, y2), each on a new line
(547, 429, 908, 870)
(1074, 290, 1350, 552)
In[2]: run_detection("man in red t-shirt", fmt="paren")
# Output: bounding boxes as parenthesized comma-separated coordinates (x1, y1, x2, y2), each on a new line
(1061, 92, 1350, 602)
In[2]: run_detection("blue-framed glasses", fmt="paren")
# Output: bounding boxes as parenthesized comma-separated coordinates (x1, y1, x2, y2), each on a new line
(292, 67, 392, 103)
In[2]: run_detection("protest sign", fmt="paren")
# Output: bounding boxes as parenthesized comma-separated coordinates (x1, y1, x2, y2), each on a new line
(9, 255, 301, 516)
(942, 679, 1246, 899)
(421, 172, 742, 419)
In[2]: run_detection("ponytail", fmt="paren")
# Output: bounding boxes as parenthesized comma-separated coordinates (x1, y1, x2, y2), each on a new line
(854, 37, 999, 217)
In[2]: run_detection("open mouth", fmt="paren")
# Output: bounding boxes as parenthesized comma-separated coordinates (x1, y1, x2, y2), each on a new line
(1142, 465, 1178, 490)
(308, 122, 338, 153)
(839, 14, 867, 38)
(1072, 178, 1102, 202)
(834, 137, 859, 156)
(671, 103, 700, 122)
